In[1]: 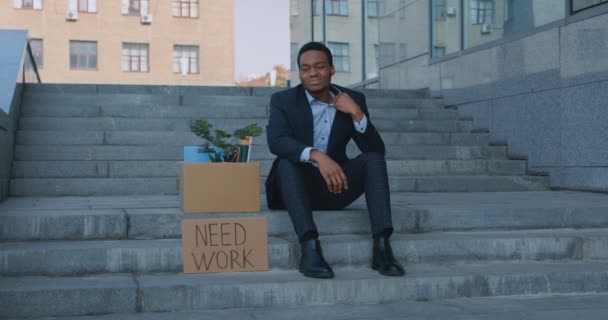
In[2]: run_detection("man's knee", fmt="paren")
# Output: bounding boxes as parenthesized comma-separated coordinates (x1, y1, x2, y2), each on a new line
(277, 159, 301, 175)
(361, 152, 385, 160)
(358, 152, 386, 164)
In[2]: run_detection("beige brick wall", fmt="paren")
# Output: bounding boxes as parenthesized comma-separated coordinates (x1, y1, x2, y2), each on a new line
(0, 0, 234, 85)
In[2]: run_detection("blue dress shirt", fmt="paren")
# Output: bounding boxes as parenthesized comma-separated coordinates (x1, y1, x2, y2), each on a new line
(299, 89, 368, 162)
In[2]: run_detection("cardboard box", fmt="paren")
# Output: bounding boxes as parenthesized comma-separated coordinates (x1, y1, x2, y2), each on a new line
(181, 162, 260, 213)
(182, 217, 269, 273)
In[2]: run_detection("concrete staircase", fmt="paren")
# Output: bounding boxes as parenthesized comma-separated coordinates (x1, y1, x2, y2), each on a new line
(10, 84, 547, 196)
(1, 84, 608, 319)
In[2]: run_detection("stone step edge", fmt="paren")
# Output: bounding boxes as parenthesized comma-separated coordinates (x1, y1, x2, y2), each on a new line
(4, 226, 607, 245)
(1, 228, 607, 271)
(7, 175, 547, 181)
(12, 293, 608, 320)
(1, 261, 607, 318)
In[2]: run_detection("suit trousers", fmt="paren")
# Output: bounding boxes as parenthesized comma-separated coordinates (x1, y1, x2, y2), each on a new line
(275, 152, 394, 240)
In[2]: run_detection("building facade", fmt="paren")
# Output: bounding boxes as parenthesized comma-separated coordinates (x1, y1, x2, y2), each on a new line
(0, 0, 234, 85)
(289, 0, 380, 86)
(378, 0, 608, 191)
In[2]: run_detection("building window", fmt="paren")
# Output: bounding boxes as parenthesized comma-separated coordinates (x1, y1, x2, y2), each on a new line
(290, 42, 299, 70)
(122, 0, 149, 15)
(69, 40, 97, 70)
(328, 42, 350, 72)
(434, 0, 447, 21)
(172, 0, 199, 18)
(173, 45, 199, 74)
(374, 44, 379, 65)
(399, 43, 407, 61)
(77, 0, 97, 13)
(572, 0, 608, 12)
(290, 0, 299, 15)
(379, 42, 395, 67)
(471, 0, 494, 25)
(122, 43, 149, 72)
(368, 0, 379, 18)
(327, 0, 348, 16)
(29, 39, 43, 68)
(433, 46, 446, 57)
(399, 0, 406, 18)
(13, 0, 43, 9)
(313, 0, 348, 16)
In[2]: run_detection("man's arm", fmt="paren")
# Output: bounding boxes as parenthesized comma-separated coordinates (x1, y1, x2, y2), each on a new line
(266, 93, 311, 163)
(335, 91, 385, 155)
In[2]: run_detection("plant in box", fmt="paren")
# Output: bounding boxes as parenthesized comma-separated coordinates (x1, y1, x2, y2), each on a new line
(188, 119, 263, 162)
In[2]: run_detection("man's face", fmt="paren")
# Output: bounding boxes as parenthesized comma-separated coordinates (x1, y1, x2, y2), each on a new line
(298, 50, 335, 94)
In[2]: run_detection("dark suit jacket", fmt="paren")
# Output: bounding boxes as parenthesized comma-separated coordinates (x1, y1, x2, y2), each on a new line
(265, 84, 386, 209)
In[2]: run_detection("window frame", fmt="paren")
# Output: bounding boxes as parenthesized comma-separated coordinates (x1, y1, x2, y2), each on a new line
(122, 42, 150, 73)
(173, 45, 200, 74)
(77, 0, 98, 13)
(327, 0, 348, 16)
(18, 0, 43, 10)
(571, 0, 608, 13)
(126, 0, 146, 15)
(172, 0, 199, 18)
(290, 0, 299, 16)
(290, 42, 299, 70)
(69, 40, 98, 70)
(471, 0, 495, 25)
(29, 38, 43, 68)
(434, 0, 447, 21)
(367, 0, 380, 18)
(328, 41, 351, 72)
(78, 0, 88, 13)
(313, 0, 349, 16)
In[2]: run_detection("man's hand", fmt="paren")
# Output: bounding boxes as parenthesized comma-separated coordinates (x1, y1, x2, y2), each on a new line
(334, 93, 364, 123)
(310, 150, 348, 194)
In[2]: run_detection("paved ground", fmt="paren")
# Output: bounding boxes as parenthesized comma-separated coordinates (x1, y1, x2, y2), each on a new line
(18, 293, 608, 320)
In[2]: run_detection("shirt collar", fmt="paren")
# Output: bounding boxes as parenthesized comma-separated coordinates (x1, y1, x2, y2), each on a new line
(305, 89, 335, 105)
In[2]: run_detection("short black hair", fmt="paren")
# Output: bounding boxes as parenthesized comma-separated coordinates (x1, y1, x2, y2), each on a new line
(297, 42, 333, 69)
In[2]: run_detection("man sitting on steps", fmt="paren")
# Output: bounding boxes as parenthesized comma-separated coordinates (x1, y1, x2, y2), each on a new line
(265, 42, 405, 279)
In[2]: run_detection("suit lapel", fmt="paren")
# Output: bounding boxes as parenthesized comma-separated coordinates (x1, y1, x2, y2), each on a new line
(294, 85, 314, 146)
(327, 84, 349, 152)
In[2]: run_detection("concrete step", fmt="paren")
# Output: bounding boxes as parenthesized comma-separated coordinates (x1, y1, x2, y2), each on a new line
(24, 84, 427, 99)
(8, 175, 548, 196)
(2, 261, 607, 318)
(22, 93, 181, 107)
(19, 117, 472, 133)
(23, 84, 258, 96)
(2, 228, 607, 276)
(14, 294, 608, 320)
(20, 103, 459, 120)
(360, 88, 430, 99)
(23, 93, 272, 109)
(21, 102, 268, 119)
(3, 191, 605, 241)
(14, 145, 506, 161)
(23, 92, 440, 109)
(366, 98, 444, 108)
(16, 131, 491, 146)
(11, 159, 527, 178)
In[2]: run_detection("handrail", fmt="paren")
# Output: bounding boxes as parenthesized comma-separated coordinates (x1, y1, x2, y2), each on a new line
(348, 77, 379, 89)
(25, 41, 41, 84)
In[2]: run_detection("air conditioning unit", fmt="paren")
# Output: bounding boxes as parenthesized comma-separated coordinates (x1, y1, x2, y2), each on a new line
(481, 23, 493, 34)
(66, 10, 79, 21)
(141, 14, 153, 24)
(446, 7, 457, 16)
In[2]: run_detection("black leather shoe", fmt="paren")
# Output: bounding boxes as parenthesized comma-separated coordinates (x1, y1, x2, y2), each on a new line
(372, 237, 405, 276)
(299, 239, 334, 279)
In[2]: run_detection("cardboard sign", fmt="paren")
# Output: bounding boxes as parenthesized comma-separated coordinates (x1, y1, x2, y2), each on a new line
(182, 217, 269, 273)
(181, 162, 261, 213)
